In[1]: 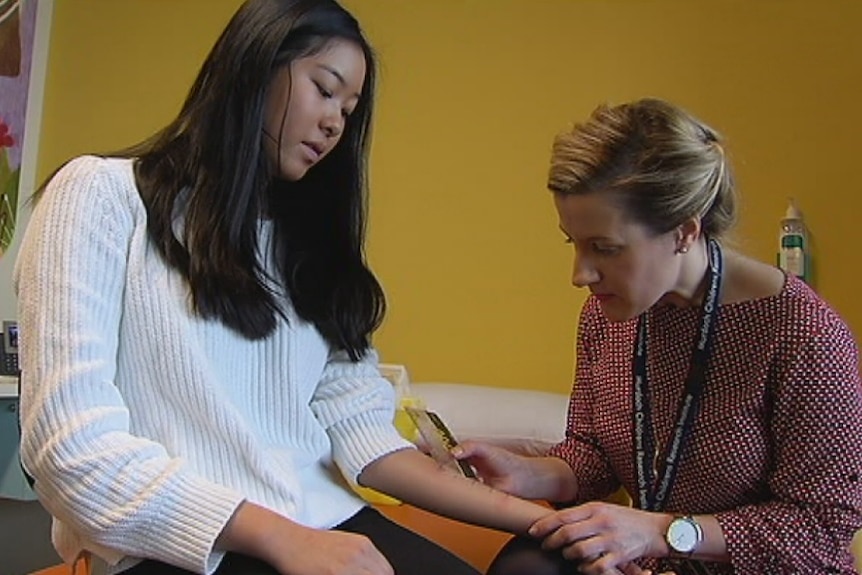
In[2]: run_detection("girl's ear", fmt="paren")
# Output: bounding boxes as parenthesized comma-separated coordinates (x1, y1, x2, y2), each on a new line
(675, 216, 702, 254)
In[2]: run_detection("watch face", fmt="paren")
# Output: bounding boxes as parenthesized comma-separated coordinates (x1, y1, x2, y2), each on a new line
(667, 518, 699, 553)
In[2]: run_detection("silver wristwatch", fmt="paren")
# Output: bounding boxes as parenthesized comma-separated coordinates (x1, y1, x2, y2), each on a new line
(665, 515, 704, 556)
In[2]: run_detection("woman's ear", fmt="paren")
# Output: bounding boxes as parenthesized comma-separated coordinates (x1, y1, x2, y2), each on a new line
(675, 217, 702, 254)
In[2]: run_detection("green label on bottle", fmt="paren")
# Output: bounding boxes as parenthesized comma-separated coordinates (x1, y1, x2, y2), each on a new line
(781, 235, 804, 249)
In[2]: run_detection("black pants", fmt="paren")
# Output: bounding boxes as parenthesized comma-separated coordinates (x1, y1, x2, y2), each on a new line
(486, 536, 573, 575)
(121, 507, 479, 575)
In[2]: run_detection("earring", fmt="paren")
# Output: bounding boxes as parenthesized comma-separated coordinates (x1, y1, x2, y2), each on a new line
(677, 246, 689, 254)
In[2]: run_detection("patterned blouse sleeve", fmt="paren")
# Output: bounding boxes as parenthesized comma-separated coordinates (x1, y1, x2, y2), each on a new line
(548, 299, 621, 503)
(715, 305, 862, 574)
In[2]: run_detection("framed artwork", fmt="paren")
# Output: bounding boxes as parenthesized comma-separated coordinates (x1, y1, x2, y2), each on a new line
(0, 0, 52, 256)
(0, 0, 52, 320)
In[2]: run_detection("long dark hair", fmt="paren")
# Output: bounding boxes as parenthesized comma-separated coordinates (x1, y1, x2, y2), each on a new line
(129, 0, 383, 360)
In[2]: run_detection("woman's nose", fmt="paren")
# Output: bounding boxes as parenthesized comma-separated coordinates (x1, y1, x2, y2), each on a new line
(571, 256, 599, 288)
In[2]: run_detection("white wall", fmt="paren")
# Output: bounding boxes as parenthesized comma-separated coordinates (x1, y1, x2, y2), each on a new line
(0, 212, 28, 321)
(0, 1, 52, 322)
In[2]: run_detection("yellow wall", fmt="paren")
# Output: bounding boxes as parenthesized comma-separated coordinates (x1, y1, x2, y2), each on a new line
(35, 0, 862, 394)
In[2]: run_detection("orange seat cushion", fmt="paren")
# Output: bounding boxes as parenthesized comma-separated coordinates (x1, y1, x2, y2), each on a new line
(29, 556, 90, 575)
(375, 503, 512, 572)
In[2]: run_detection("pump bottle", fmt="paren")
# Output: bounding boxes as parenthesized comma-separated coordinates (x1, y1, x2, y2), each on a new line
(778, 199, 809, 283)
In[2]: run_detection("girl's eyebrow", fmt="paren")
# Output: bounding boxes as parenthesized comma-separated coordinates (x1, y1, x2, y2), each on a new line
(317, 64, 362, 100)
(318, 64, 345, 85)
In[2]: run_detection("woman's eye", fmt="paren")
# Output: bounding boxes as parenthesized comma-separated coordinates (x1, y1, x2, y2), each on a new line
(593, 244, 620, 255)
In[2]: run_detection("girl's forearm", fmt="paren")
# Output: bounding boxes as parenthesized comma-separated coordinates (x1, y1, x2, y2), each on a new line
(359, 448, 551, 534)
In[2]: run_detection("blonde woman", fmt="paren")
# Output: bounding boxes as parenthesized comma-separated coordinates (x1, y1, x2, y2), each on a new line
(457, 98, 862, 575)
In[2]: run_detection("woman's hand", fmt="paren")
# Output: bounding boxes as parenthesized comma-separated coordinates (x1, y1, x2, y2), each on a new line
(453, 440, 577, 501)
(620, 564, 676, 575)
(451, 440, 529, 493)
(583, 562, 675, 575)
(528, 501, 671, 575)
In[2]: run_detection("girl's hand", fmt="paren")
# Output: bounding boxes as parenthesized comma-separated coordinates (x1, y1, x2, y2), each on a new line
(269, 528, 394, 575)
(219, 500, 394, 575)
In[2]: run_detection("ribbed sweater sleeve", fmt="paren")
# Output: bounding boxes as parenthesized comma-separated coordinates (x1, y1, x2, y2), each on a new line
(15, 156, 244, 574)
(313, 349, 416, 483)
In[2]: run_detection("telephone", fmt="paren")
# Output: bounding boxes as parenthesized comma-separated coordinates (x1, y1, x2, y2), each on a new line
(1, 320, 20, 376)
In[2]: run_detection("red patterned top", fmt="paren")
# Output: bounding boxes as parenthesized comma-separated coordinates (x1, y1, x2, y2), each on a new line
(549, 275, 862, 574)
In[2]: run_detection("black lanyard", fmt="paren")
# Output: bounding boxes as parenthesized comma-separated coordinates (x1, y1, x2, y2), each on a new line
(633, 238, 722, 512)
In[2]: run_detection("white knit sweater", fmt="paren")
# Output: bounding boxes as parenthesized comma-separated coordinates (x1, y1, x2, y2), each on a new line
(14, 156, 413, 574)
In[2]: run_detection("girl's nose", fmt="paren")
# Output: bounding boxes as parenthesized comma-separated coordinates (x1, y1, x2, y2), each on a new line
(321, 108, 344, 138)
